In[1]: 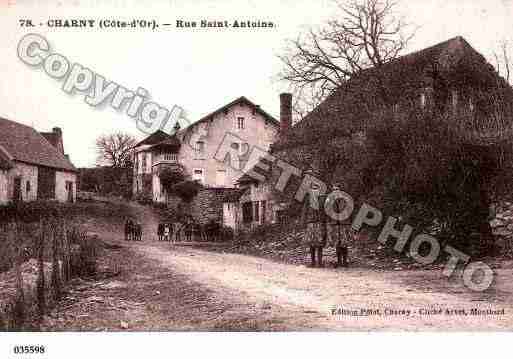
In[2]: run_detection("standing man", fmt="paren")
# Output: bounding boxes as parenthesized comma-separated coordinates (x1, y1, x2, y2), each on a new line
(302, 175, 327, 267)
(326, 185, 353, 268)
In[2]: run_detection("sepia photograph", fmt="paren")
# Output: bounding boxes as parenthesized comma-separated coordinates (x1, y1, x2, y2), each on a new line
(1, 0, 513, 357)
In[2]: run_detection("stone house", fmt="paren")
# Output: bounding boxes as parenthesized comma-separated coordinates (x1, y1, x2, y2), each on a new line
(132, 96, 280, 225)
(223, 36, 513, 231)
(0, 118, 77, 204)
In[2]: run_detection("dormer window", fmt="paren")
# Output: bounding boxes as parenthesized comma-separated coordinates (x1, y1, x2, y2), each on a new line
(451, 89, 458, 111)
(420, 93, 426, 109)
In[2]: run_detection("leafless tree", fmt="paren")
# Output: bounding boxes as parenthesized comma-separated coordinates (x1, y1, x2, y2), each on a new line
(95, 132, 137, 168)
(277, 0, 417, 121)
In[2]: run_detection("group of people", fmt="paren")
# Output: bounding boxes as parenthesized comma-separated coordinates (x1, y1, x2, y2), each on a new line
(124, 219, 143, 241)
(124, 216, 223, 243)
(303, 185, 355, 268)
(157, 217, 222, 243)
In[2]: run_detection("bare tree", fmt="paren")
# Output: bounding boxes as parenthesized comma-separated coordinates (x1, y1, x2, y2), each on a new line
(95, 132, 137, 168)
(277, 0, 416, 120)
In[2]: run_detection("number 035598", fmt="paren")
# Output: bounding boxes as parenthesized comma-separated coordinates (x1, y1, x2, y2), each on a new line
(13, 345, 46, 355)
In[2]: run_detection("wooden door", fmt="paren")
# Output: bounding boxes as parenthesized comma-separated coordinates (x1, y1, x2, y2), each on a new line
(13, 177, 21, 202)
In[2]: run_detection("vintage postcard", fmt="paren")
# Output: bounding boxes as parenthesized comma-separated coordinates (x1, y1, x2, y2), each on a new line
(0, 0, 512, 357)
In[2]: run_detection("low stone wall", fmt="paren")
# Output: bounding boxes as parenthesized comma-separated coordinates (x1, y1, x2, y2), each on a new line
(490, 201, 513, 236)
(165, 188, 231, 225)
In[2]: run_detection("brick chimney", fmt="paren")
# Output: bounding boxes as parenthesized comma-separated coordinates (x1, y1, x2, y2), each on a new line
(280, 93, 292, 137)
(52, 127, 64, 154)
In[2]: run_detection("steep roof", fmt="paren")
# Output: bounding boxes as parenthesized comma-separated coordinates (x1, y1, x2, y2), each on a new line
(0, 117, 76, 172)
(0, 145, 13, 170)
(40, 132, 64, 154)
(134, 130, 174, 147)
(148, 137, 181, 152)
(273, 36, 507, 150)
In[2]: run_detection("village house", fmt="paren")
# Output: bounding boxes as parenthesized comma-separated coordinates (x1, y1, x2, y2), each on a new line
(0, 118, 77, 204)
(132, 96, 280, 225)
(222, 36, 513, 232)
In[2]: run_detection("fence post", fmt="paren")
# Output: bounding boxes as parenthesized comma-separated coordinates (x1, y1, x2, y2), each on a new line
(50, 218, 62, 301)
(12, 221, 26, 330)
(36, 218, 46, 321)
(62, 218, 71, 283)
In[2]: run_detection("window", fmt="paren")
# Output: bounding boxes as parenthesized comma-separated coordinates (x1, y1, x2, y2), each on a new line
(420, 93, 426, 109)
(192, 168, 205, 184)
(469, 97, 475, 112)
(26, 181, 31, 194)
(253, 202, 260, 224)
(142, 153, 147, 173)
(261, 200, 267, 223)
(451, 89, 458, 112)
(237, 117, 245, 130)
(195, 141, 205, 158)
(242, 202, 253, 223)
(231, 142, 248, 156)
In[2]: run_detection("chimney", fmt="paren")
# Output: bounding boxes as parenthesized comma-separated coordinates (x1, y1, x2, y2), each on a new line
(52, 127, 64, 154)
(280, 93, 292, 136)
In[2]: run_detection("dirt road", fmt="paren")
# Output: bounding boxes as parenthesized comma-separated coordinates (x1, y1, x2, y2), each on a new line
(42, 203, 513, 331)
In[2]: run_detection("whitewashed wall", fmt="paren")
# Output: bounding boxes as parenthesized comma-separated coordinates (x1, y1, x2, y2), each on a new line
(178, 103, 279, 188)
(222, 202, 237, 229)
(0, 170, 8, 204)
(55, 171, 77, 202)
(7, 163, 38, 202)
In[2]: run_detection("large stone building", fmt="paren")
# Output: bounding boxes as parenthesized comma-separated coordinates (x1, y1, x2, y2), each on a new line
(132, 96, 280, 224)
(0, 118, 77, 204)
(223, 36, 513, 232)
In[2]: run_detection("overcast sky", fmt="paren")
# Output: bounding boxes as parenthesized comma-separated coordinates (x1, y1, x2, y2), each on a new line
(1, 0, 512, 167)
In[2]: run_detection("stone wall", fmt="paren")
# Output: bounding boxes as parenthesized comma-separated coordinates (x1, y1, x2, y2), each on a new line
(190, 188, 226, 225)
(490, 201, 513, 236)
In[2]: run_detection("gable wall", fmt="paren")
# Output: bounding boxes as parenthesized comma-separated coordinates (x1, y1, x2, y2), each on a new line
(178, 103, 278, 188)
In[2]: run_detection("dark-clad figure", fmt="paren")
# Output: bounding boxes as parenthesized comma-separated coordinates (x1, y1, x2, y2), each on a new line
(134, 223, 142, 241)
(302, 182, 327, 267)
(184, 216, 193, 242)
(326, 185, 354, 267)
(158, 223, 165, 241)
(125, 218, 134, 241)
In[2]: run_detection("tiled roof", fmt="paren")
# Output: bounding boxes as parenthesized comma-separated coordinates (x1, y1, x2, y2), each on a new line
(273, 36, 507, 150)
(0, 117, 76, 172)
(175, 97, 280, 140)
(40, 132, 63, 154)
(0, 145, 13, 170)
(148, 137, 181, 152)
(134, 130, 174, 147)
(195, 96, 280, 128)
